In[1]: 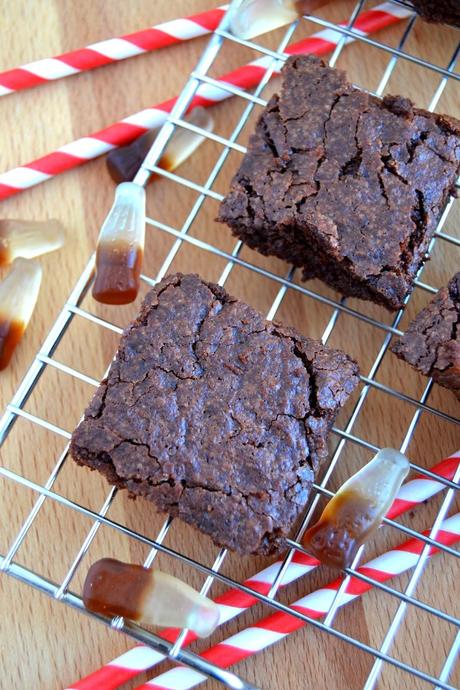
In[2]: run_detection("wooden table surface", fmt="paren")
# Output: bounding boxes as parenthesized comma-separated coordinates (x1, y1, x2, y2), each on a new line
(0, 2, 459, 689)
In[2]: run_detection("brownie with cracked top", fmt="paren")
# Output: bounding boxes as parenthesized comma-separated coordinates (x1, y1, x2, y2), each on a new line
(70, 273, 359, 555)
(411, 0, 460, 26)
(392, 273, 460, 399)
(219, 55, 460, 311)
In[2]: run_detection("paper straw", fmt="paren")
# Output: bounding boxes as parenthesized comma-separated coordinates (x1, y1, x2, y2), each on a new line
(66, 449, 458, 690)
(0, 6, 227, 97)
(0, 2, 412, 202)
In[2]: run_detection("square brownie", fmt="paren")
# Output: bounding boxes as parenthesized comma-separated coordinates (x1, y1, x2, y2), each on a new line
(71, 273, 359, 555)
(392, 272, 460, 399)
(219, 55, 460, 311)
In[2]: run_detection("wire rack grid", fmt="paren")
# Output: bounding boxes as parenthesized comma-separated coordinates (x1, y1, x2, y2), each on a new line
(0, 1, 459, 688)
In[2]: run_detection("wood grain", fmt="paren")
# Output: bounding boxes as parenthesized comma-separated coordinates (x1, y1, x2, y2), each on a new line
(0, 2, 459, 689)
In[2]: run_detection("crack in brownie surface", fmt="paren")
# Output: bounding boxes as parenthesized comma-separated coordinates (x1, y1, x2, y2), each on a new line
(219, 55, 460, 311)
(71, 273, 359, 555)
(392, 273, 460, 399)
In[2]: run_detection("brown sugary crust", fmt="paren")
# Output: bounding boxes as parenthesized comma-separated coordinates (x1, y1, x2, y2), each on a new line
(219, 55, 460, 311)
(392, 273, 460, 399)
(411, 0, 460, 26)
(71, 273, 359, 555)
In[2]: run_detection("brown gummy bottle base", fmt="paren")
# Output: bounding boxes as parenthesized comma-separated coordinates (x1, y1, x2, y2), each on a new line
(92, 243, 143, 305)
(83, 558, 151, 621)
(92, 286, 140, 305)
(0, 318, 25, 370)
(302, 489, 376, 570)
(0, 242, 10, 268)
(106, 130, 170, 185)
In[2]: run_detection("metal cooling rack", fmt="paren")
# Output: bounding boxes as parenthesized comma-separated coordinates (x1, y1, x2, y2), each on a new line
(1, 1, 459, 688)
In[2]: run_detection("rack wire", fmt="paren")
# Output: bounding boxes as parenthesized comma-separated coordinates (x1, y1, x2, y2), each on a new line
(1, 1, 459, 688)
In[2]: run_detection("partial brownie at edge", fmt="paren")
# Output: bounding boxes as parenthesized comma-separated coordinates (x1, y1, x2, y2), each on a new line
(219, 55, 460, 311)
(70, 273, 359, 556)
(411, 0, 460, 27)
(392, 273, 460, 399)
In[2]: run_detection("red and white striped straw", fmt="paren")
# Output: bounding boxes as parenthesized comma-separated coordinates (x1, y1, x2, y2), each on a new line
(0, 6, 227, 97)
(66, 450, 459, 690)
(0, 2, 412, 202)
(136, 512, 460, 690)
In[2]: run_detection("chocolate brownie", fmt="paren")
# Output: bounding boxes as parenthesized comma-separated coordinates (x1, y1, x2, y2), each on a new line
(411, 0, 460, 27)
(219, 55, 460, 311)
(392, 273, 460, 399)
(71, 273, 359, 555)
